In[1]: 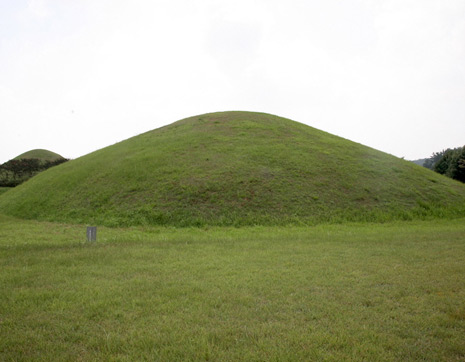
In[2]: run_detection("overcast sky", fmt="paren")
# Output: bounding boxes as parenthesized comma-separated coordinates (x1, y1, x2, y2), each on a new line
(1, 0, 464, 163)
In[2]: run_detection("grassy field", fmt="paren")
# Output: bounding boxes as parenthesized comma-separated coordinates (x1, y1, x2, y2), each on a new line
(1, 215, 464, 361)
(2, 112, 465, 227)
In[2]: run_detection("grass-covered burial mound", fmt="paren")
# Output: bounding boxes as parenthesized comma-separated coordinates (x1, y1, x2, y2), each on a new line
(1, 111, 464, 226)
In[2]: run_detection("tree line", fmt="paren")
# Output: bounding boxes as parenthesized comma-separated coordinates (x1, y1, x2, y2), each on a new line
(0, 158, 69, 187)
(423, 146, 465, 183)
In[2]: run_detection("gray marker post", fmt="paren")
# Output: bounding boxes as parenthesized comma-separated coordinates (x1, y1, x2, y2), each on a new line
(86, 226, 97, 242)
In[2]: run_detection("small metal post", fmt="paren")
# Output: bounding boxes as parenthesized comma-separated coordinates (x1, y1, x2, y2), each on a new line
(86, 226, 97, 242)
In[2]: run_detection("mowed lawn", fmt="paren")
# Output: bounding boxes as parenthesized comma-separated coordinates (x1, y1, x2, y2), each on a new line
(0, 215, 464, 361)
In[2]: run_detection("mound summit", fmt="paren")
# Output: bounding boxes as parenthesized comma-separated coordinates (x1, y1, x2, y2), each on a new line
(1, 111, 464, 226)
(14, 149, 64, 162)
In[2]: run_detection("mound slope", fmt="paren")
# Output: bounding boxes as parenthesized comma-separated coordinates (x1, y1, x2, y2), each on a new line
(1, 111, 464, 226)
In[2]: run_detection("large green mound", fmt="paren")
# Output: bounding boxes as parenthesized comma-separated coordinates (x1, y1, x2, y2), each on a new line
(14, 149, 64, 161)
(1, 111, 465, 226)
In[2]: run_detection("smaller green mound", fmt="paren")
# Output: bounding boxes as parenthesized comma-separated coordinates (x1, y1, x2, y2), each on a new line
(1, 149, 68, 188)
(14, 149, 64, 162)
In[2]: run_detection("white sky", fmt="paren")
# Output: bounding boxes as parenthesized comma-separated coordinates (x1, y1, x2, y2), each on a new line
(1, 0, 464, 163)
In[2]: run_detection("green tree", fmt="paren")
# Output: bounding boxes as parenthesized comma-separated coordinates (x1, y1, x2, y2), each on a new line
(0, 157, 69, 187)
(434, 149, 454, 175)
(423, 151, 445, 169)
(452, 147, 465, 182)
(432, 146, 465, 183)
